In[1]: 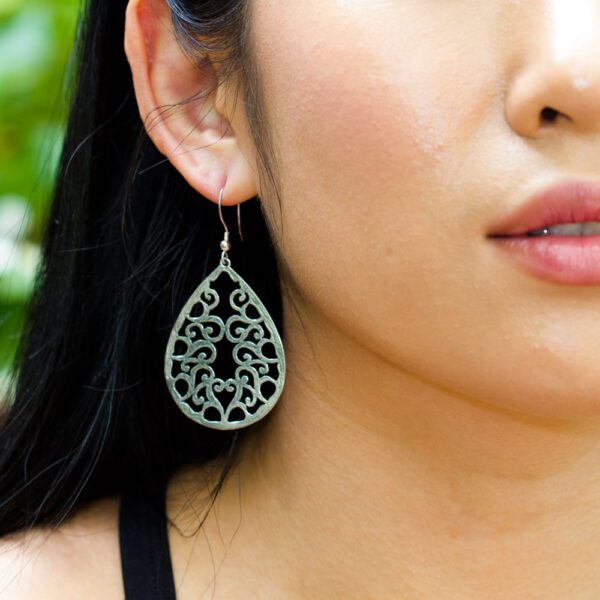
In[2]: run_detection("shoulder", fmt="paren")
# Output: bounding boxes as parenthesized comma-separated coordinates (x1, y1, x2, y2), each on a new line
(0, 495, 124, 599)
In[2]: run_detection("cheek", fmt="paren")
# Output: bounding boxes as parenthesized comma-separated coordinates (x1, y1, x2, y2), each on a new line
(288, 71, 444, 198)
(252, 2, 494, 300)
(253, 1, 498, 199)
(263, 27, 449, 200)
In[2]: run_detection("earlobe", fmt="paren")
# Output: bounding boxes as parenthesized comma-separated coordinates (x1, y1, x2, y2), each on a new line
(123, 0, 258, 205)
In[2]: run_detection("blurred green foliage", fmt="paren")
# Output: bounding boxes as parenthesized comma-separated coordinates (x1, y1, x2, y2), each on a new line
(0, 0, 80, 397)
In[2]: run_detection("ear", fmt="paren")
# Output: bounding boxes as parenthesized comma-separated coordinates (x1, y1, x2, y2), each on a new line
(123, 0, 258, 205)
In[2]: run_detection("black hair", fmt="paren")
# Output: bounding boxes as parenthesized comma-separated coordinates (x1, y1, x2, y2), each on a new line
(0, 0, 284, 537)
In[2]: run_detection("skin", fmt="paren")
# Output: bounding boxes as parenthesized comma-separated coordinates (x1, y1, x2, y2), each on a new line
(3, 0, 600, 598)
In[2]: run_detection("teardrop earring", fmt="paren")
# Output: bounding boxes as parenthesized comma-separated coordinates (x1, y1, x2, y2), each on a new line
(164, 187, 286, 430)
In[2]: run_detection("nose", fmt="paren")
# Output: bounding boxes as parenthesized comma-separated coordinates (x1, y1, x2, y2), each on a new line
(505, 1, 600, 138)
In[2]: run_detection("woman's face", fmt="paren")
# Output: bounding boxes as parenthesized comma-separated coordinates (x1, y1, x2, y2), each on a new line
(248, 0, 600, 418)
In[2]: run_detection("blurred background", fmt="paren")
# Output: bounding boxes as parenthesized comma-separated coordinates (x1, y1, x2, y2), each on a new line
(0, 0, 79, 399)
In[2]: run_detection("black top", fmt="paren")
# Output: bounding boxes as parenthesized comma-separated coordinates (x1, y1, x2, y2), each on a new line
(119, 483, 176, 599)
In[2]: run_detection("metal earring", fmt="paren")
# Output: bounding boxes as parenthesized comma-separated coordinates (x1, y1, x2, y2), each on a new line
(164, 187, 286, 430)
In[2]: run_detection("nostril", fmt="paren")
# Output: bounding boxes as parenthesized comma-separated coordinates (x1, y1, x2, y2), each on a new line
(540, 107, 560, 123)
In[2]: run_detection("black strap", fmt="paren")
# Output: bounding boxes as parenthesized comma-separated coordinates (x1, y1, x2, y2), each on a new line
(119, 484, 176, 600)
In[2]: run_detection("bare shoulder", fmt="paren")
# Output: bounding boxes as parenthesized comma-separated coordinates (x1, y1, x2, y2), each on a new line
(0, 495, 124, 599)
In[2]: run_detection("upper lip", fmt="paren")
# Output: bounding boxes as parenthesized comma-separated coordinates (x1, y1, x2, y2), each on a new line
(487, 179, 600, 237)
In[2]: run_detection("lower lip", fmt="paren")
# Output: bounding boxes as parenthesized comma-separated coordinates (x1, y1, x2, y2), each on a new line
(489, 234, 600, 285)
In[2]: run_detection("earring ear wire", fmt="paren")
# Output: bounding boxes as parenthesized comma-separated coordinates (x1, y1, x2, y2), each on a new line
(217, 187, 244, 242)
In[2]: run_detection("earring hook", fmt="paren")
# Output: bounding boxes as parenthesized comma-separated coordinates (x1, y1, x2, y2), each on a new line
(218, 187, 244, 242)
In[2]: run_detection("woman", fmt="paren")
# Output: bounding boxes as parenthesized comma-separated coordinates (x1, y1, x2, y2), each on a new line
(2, 0, 600, 597)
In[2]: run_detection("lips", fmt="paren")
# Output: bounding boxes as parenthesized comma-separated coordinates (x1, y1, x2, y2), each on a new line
(487, 179, 600, 237)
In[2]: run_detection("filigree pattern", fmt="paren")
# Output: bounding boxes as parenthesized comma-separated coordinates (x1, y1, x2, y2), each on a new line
(164, 261, 286, 430)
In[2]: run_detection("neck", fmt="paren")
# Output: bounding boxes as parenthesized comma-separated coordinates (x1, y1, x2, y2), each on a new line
(169, 286, 600, 599)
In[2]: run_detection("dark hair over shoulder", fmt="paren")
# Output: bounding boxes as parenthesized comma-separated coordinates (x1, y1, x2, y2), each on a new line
(0, 0, 283, 537)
